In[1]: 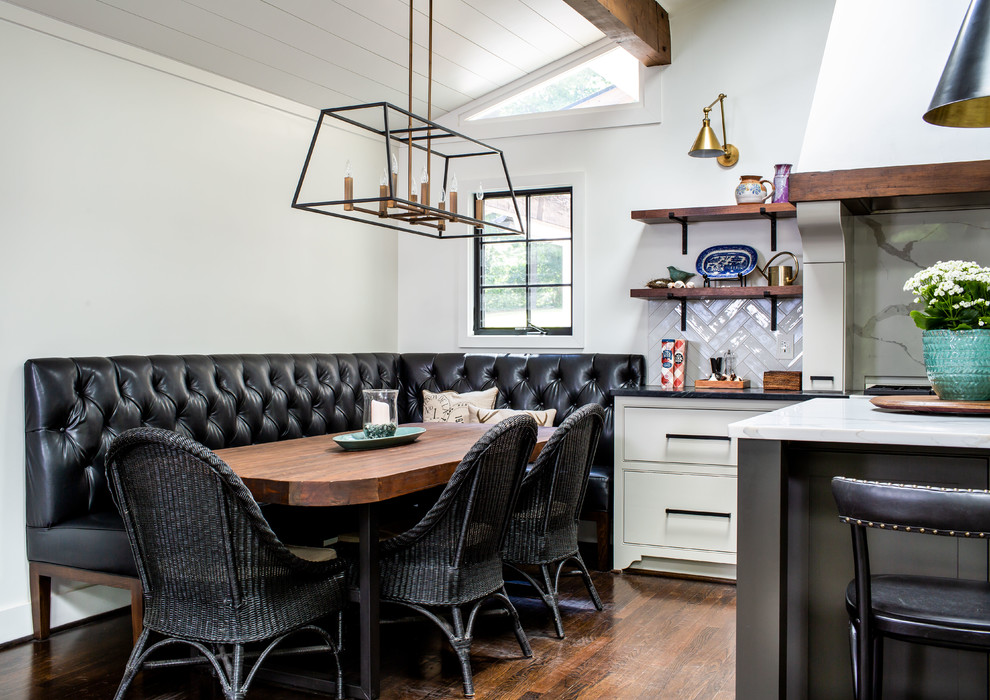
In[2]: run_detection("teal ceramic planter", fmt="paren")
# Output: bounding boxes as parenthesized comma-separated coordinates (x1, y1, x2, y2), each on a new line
(922, 329, 990, 401)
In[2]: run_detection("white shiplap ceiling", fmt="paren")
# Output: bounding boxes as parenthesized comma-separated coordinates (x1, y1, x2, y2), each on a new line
(6, 0, 611, 116)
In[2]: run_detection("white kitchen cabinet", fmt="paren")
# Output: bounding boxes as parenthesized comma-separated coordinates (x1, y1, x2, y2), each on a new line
(613, 395, 796, 580)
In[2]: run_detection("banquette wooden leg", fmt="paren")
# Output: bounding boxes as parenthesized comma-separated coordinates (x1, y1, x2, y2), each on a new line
(29, 562, 52, 640)
(589, 511, 611, 571)
(28, 562, 143, 644)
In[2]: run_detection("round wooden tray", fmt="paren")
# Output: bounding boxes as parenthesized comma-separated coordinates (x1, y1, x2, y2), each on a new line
(870, 395, 990, 415)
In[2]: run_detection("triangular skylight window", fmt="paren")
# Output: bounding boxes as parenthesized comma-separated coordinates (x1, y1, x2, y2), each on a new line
(468, 47, 639, 121)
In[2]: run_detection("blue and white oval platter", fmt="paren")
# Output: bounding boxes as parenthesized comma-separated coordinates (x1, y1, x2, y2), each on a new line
(696, 244, 759, 279)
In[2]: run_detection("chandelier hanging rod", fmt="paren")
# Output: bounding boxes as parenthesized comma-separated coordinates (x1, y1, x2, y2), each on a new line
(290, 0, 526, 239)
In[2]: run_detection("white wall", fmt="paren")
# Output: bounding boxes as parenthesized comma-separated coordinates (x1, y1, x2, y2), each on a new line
(397, 0, 835, 355)
(800, 0, 990, 170)
(0, 8, 398, 643)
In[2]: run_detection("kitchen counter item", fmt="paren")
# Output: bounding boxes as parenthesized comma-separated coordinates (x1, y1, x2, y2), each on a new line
(763, 371, 801, 391)
(695, 379, 750, 389)
(613, 386, 847, 401)
(870, 394, 990, 415)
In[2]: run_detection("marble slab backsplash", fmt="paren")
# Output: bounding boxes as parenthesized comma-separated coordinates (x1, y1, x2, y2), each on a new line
(850, 210, 990, 389)
(646, 296, 802, 387)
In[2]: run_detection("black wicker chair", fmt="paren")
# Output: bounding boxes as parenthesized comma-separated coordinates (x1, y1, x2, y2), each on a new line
(105, 427, 347, 700)
(373, 414, 538, 697)
(502, 404, 605, 638)
(832, 477, 990, 700)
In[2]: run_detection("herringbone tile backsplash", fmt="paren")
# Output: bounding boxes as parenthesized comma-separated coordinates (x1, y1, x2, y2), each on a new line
(646, 297, 803, 387)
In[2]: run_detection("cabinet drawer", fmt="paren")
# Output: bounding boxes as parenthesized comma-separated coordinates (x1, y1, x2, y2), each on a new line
(623, 406, 765, 465)
(623, 470, 736, 553)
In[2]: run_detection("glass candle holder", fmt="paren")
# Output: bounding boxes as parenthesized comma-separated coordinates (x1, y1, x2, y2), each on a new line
(363, 389, 398, 438)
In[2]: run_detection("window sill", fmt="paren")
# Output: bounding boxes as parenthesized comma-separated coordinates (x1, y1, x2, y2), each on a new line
(459, 333, 584, 350)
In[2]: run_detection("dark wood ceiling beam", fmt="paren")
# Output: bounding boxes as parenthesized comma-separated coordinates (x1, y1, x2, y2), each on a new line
(563, 0, 671, 66)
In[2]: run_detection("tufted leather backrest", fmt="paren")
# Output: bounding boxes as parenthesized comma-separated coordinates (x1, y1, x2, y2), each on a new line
(398, 353, 644, 468)
(25, 351, 643, 530)
(24, 353, 400, 529)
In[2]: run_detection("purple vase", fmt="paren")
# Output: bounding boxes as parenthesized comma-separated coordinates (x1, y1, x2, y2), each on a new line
(772, 164, 792, 203)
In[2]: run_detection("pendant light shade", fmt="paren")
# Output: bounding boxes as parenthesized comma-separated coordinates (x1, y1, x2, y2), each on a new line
(924, 0, 990, 127)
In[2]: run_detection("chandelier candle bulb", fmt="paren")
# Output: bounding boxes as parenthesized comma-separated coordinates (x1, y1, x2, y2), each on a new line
(379, 185, 389, 214)
(343, 160, 354, 212)
(449, 173, 458, 219)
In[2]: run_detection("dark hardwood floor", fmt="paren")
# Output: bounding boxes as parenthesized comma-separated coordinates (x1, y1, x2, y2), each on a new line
(2, 571, 735, 699)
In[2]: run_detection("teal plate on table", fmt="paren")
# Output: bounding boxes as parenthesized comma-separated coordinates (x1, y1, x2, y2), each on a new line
(332, 426, 425, 451)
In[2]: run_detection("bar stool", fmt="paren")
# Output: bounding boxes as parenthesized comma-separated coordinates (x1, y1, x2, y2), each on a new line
(831, 477, 990, 700)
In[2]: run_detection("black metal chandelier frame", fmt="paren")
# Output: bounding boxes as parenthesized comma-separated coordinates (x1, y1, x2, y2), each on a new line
(291, 101, 525, 239)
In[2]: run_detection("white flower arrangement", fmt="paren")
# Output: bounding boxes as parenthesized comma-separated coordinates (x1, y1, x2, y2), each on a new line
(903, 260, 990, 330)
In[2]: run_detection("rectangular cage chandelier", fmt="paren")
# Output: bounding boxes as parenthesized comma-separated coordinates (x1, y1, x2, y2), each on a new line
(291, 102, 524, 239)
(290, 0, 525, 240)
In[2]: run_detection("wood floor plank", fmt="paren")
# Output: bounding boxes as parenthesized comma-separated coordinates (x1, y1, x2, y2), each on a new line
(0, 571, 735, 699)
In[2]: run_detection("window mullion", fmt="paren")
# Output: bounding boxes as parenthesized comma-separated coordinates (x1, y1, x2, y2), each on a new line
(524, 193, 532, 330)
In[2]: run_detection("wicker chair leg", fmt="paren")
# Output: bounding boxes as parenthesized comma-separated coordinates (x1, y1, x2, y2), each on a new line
(228, 644, 245, 700)
(494, 587, 532, 658)
(113, 628, 151, 700)
(567, 553, 603, 611)
(451, 606, 476, 697)
(540, 565, 566, 639)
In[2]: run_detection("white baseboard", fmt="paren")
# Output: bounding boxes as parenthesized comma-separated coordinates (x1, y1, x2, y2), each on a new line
(0, 584, 131, 645)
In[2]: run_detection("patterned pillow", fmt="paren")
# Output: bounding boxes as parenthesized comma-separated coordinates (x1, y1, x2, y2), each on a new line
(422, 387, 498, 423)
(466, 405, 557, 427)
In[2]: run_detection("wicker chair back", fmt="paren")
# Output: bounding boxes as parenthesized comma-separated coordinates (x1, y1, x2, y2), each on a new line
(505, 404, 605, 565)
(106, 426, 345, 643)
(379, 414, 538, 606)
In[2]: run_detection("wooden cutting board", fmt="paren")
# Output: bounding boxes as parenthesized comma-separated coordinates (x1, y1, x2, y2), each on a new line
(870, 395, 990, 415)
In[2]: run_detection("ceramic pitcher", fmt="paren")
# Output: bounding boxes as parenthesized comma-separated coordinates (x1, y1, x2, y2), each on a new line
(734, 175, 774, 204)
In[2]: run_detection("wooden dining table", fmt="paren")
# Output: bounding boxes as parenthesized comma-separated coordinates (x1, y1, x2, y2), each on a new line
(215, 421, 553, 700)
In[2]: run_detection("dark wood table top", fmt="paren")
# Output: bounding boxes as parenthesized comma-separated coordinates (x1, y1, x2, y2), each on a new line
(216, 422, 553, 507)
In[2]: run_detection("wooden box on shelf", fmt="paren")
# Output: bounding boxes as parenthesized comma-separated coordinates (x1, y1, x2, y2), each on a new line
(694, 379, 750, 389)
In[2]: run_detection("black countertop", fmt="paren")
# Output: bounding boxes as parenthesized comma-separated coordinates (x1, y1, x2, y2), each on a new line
(613, 385, 849, 401)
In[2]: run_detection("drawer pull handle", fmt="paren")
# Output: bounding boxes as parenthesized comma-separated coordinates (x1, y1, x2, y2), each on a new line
(665, 508, 731, 519)
(809, 375, 834, 382)
(665, 433, 731, 442)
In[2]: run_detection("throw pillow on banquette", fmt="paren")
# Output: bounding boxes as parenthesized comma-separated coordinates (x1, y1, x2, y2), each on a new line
(422, 387, 498, 423)
(466, 405, 556, 427)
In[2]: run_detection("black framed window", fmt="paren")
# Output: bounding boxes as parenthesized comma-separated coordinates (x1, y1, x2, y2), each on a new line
(474, 187, 573, 335)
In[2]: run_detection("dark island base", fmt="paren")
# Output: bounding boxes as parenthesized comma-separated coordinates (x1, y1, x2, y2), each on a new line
(737, 439, 990, 700)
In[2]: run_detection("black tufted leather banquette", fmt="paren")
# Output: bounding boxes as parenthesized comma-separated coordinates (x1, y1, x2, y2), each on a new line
(25, 351, 643, 637)
(399, 353, 643, 512)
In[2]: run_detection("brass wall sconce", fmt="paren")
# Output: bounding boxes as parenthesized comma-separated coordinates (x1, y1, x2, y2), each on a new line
(688, 93, 739, 166)
(923, 0, 990, 127)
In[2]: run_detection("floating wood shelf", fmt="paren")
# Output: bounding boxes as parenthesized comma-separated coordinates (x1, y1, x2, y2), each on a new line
(630, 285, 802, 300)
(630, 202, 797, 224)
(631, 285, 803, 332)
(630, 203, 796, 253)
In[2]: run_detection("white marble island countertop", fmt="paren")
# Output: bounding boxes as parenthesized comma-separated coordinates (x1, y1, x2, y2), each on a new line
(728, 395, 990, 449)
